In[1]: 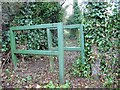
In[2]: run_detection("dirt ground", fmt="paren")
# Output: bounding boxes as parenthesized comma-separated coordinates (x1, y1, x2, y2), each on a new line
(1, 51, 102, 88)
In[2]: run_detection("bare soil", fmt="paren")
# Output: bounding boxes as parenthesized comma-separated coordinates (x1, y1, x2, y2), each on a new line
(1, 51, 102, 88)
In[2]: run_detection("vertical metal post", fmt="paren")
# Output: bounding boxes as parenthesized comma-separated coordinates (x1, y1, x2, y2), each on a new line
(80, 24, 85, 64)
(10, 29, 17, 68)
(57, 22, 64, 84)
(47, 28, 54, 72)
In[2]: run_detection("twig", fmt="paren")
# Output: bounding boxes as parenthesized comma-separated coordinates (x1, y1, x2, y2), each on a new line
(1, 51, 11, 69)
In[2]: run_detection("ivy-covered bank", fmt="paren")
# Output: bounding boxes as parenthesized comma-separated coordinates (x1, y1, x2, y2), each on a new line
(71, 2, 119, 87)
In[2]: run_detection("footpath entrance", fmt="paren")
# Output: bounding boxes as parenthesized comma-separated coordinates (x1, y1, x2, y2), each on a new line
(10, 22, 85, 84)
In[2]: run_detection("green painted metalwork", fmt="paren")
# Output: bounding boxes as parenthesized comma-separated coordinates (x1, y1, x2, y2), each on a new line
(10, 22, 85, 84)
(47, 28, 54, 72)
(14, 50, 58, 55)
(80, 24, 85, 64)
(64, 24, 81, 29)
(10, 28, 17, 68)
(52, 47, 81, 51)
(57, 23, 64, 84)
(10, 23, 59, 30)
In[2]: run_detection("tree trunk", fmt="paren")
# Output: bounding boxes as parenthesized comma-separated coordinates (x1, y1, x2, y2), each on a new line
(91, 44, 101, 80)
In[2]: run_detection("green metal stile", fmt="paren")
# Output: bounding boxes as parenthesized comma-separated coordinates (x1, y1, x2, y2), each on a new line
(14, 50, 58, 55)
(10, 23, 58, 30)
(51, 47, 81, 51)
(57, 23, 64, 84)
(10, 22, 85, 84)
(10, 29, 17, 68)
(47, 28, 54, 72)
(80, 24, 85, 64)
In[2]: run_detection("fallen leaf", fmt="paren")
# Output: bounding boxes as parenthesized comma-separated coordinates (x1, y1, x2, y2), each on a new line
(36, 84, 41, 88)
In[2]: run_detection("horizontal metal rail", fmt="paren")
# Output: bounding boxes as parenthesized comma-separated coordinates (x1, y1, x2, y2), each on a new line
(52, 47, 81, 51)
(14, 50, 58, 55)
(64, 24, 82, 29)
(64, 47, 81, 51)
(10, 24, 83, 31)
(10, 23, 59, 31)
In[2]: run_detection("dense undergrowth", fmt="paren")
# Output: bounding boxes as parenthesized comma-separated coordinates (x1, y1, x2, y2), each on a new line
(2, 2, 64, 52)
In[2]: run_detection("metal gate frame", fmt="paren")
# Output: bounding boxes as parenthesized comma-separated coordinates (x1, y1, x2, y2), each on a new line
(10, 22, 85, 84)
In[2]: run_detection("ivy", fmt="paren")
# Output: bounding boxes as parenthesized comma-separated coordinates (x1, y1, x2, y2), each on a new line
(71, 2, 119, 88)
(2, 2, 64, 52)
(84, 2, 119, 87)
